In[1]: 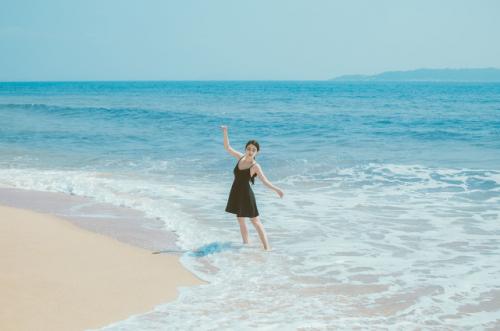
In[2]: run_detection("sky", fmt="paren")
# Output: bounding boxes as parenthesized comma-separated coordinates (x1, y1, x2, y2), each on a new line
(1, 0, 499, 81)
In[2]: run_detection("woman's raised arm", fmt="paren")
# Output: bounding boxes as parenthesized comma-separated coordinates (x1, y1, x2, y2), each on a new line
(220, 125, 243, 159)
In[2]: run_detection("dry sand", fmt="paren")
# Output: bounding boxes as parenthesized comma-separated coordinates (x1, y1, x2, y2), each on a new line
(0, 204, 207, 331)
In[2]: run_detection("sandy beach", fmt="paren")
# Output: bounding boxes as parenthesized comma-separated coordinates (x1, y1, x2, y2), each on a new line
(0, 204, 207, 331)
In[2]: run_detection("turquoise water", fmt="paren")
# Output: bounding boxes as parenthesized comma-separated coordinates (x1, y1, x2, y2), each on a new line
(1, 81, 499, 330)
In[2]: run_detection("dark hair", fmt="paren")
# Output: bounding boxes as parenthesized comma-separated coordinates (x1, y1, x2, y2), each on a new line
(245, 140, 260, 185)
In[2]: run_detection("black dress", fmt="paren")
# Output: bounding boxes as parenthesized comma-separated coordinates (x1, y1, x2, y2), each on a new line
(225, 156, 259, 218)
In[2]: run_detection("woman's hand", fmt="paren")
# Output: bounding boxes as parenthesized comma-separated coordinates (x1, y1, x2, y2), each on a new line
(220, 125, 228, 132)
(276, 188, 284, 198)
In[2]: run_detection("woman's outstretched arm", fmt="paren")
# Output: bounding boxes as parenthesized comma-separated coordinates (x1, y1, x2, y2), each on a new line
(254, 164, 284, 198)
(220, 125, 243, 159)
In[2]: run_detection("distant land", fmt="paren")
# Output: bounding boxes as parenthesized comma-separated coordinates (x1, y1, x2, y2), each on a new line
(331, 68, 500, 82)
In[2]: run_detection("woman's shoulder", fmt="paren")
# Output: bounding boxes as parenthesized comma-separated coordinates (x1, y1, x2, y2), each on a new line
(250, 162, 261, 173)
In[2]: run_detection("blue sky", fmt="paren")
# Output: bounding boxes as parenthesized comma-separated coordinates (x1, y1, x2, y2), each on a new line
(1, 0, 499, 81)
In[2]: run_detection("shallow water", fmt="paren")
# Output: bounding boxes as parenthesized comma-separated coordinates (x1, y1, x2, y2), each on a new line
(1, 81, 499, 330)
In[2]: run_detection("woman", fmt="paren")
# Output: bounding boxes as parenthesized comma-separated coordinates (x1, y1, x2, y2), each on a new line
(221, 125, 284, 251)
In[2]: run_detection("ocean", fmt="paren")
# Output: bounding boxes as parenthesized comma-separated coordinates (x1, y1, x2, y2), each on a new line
(1, 81, 499, 330)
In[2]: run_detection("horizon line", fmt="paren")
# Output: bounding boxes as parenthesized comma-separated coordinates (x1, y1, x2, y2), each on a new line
(0, 79, 331, 83)
(2, 79, 500, 84)
(2, 67, 500, 84)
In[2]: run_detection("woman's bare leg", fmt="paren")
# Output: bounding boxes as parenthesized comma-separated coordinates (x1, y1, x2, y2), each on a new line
(250, 216, 271, 250)
(237, 217, 249, 244)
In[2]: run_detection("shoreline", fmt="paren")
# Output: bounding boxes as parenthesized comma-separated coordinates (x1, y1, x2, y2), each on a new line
(0, 186, 181, 252)
(0, 200, 207, 330)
